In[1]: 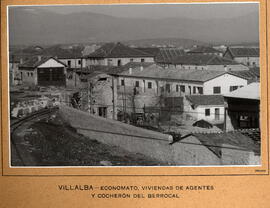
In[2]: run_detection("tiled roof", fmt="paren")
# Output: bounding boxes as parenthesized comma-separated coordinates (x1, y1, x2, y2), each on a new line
(171, 54, 238, 65)
(224, 82, 260, 100)
(19, 56, 67, 69)
(249, 67, 260, 77)
(227, 47, 259, 57)
(116, 64, 247, 82)
(186, 95, 224, 107)
(155, 48, 186, 64)
(87, 42, 154, 58)
(187, 46, 222, 54)
(43, 45, 83, 59)
(193, 132, 260, 158)
(134, 47, 160, 56)
(230, 68, 260, 80)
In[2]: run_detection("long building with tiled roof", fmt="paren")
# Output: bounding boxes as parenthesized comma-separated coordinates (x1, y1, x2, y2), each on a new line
(115, 62, 249, 97)
(223, 47, 260, 67)
(165, 54, 249, 71)
(187, 46, 223, 56)
(85, 42, 155, 67)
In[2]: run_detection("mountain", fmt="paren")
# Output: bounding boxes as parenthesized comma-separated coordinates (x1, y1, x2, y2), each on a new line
(8, 8, 259, 46)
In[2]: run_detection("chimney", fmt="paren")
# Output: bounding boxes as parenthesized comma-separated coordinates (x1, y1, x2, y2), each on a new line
(140, 66, 143, 71)
(37, 55, 42, 62)
(129, 68, 132, 75)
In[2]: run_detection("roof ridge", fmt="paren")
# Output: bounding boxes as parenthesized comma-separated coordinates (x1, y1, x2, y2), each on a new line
(107, 42, 119, 56)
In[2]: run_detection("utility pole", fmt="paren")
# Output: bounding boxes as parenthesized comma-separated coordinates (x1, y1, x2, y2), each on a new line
(123, 79, 127, 122)
(74, 59, 77, 88)
(111, 76, 116, 120)
(87, 81, 91, 114)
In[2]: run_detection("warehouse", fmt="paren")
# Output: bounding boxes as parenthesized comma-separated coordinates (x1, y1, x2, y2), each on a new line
(18, 56, 67, 87)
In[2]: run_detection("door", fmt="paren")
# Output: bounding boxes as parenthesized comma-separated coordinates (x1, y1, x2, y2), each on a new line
(215, 108, 220, 120)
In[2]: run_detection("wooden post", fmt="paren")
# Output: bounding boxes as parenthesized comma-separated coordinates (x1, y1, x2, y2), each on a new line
(112, 76, 116, 120)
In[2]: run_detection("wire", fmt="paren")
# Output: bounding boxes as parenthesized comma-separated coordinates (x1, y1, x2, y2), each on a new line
(59, 100, 259, 117)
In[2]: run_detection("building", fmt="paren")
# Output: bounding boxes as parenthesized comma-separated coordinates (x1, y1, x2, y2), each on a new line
(83, 72, 118, 120)
(155, 48, 186, 66)
(184, 95, 225, 124)
(170, 54, 249, 71)
(18, 56, 67, 87)
(85, 42, 155, 67)
(187, 46, 223, 56)
(223, 47, 260, 67)
(42, 45, 86, 69)
(230, 67, 260, 84)
(224, 82, 260, 131)
(135, 47, 186, 66)
(9, 54, 21, 85)
(116, 62, 249, 97)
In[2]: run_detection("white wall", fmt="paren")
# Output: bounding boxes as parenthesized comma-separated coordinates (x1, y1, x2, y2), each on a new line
(38, 58, 65, 68)
(203, 74, 248, 95)
(118, 76, 204, 96)
(184, 100, 224, 124)
(59, 58, 86, 68)
(173, 64, 248, 71)
(86, 57, 154, 67)
(196, 106, 224, 124)
(234, 57, 260, 67)
(20, 69, 37, 85)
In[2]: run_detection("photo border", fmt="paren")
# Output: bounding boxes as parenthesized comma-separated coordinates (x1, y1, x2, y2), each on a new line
(1, 0, 269, 177)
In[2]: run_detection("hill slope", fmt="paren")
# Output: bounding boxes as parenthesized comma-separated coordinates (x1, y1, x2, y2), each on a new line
(9, 8, 259, 45)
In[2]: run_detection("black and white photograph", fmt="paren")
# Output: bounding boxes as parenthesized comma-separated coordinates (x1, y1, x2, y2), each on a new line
(8, 3, 260, 167)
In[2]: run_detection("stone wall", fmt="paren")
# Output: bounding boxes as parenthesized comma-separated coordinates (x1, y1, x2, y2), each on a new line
(59, 105, 259, 166)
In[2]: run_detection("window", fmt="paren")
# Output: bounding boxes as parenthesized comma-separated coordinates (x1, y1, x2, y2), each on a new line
(141, 59, 145, 63)
(197, 87, 203, 94)
(67, 60, 71, 67)
(27, 72, 30, 76)
(121, 79, 125, 86)
(148, 82, 152, 89)
(213, 86, 221, 94)
(130, 58, 134, 62)
(215, 108, 220, 120)
(117, 59, 122, 66)
(230, 86, 239, 92)
(98, 107, 107, 118)
(180, 85, 185, 93)
(253, 62, 256, 66)
(78, 60, 81, 65)
(135, 81, 139, 87)
(176, 85, 179, 92)
(193, 86, 196, 94)
(205, 109, 210, 116)
(165, 84, 170, 93)
(31, 72, 33, 77)
(188, 86, 192, 94)
(98, 77, 107, 81)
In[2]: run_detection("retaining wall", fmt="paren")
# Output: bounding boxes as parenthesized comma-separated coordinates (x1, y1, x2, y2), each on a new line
(59, 106, 258, 165)
(59, 105, 175, 163)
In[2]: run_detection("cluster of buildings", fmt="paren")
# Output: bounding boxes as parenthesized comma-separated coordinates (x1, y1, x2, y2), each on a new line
(9, 42, 260, 133)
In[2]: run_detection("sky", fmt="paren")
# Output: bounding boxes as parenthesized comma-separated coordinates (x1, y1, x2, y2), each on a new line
(16, 3, 259, 20)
